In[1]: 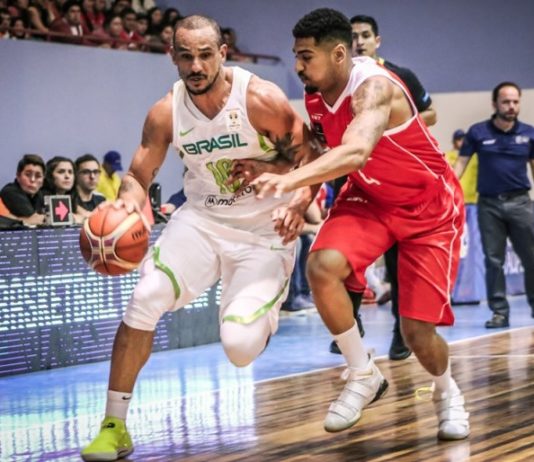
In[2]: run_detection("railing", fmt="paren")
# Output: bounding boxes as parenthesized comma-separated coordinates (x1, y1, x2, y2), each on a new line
(6, 27, 281, 63)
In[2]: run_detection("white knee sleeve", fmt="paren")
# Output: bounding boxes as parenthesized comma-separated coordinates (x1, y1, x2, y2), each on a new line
(123, 259, 177, 331)
(220, 320, 271, 367)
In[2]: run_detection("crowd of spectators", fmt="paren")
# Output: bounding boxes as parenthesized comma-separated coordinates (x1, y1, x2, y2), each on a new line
(0, 151, 121, 227)
(0, 0, 257, 58)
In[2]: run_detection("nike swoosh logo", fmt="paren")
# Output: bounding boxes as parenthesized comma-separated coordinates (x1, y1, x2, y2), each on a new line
(179, 127, 195, 137)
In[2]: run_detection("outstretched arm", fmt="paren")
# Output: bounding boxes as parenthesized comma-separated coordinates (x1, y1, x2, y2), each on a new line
(252, 75, 393, 198)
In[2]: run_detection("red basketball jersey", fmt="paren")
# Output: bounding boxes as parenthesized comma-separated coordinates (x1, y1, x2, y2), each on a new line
(305, 57, 451, 208)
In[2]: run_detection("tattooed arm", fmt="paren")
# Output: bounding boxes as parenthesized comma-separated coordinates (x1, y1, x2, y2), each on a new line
(117, 93, 173, 211)
(251, 76, 394, 197)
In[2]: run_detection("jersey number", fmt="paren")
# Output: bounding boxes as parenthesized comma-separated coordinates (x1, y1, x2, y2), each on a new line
(206, 158, 241, 194)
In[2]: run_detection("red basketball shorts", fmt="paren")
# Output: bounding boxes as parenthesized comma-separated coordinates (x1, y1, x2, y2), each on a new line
(310, 174, 465, 326)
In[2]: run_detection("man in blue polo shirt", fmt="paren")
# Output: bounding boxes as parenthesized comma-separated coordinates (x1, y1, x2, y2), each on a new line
(454, 81, 534, 328)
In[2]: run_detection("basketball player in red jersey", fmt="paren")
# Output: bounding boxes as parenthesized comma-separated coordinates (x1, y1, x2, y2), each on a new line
(251, 8, 470, 440)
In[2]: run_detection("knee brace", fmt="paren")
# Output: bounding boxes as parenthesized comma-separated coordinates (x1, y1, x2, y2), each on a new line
(123, 259, 177, 331)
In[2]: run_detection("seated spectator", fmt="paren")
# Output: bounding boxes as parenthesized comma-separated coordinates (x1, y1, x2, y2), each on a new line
(109, 0, 130, 17)
(161, 7, 180, 26)
(27, 0, 52, 37)
(92, 13, 129, 49)
(49, 0, 90, 44)
(96, 150, 122, 200)
(134, 11, 147, 41)
(7, 0, 30, 24)
(42, 156, 75, 196)
(9, 16, 29, 39)
(147, 22, 171, 53)
(145, 5, 161, 36)
(85, 0, 106, 32)
(72, 153, 105, 222)
(0, 153, 46, 225)
(0, 8, 11, 38)
(121, 7, 144, 49)
(222, 27, 253, 63)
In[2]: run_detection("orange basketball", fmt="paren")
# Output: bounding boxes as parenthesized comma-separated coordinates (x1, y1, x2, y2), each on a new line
(79, 203, 150, 276)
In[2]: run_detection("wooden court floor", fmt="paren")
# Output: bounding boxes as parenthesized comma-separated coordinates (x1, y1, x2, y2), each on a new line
(2, 313, 534, 461)
(119, 327, 534, 462)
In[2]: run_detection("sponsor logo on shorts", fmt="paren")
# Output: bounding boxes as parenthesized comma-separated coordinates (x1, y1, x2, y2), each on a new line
(205, 185, 254, 208)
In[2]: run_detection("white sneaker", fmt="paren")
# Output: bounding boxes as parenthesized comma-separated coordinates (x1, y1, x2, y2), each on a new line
(433, 383, 470, 440)
(324, 361, 388, 432)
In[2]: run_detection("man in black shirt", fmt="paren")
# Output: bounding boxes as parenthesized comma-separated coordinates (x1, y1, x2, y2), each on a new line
(0, 154, 46, 226)
(330, 15, 437, 360)
(73, 154, 106, 223)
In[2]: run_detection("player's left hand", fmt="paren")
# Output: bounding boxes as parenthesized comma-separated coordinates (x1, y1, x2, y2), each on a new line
(272, 205, 304, 244)
(251, 173, 297, 199)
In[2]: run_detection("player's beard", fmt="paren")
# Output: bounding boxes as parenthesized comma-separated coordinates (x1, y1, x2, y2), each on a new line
(495, 109, 518, 123)
(186, 68, 221, 96)
(304, 84, 319, 94)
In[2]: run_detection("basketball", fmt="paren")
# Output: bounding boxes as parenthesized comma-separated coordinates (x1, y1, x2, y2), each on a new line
(79, 203, 150, 276)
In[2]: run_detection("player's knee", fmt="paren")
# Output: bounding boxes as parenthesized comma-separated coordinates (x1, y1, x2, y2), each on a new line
(306, 250, 344, 287)
(220, 321, 270, 367)
(123, 261, 177, 330)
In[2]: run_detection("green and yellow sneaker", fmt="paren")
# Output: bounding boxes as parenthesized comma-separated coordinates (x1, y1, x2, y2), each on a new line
(81, 416, 134, 461)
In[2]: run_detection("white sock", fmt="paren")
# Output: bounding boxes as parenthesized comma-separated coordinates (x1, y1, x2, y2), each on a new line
(432, 362, 457, 395)
(334, 322, 369, 369)
(105, 390, 132, 420)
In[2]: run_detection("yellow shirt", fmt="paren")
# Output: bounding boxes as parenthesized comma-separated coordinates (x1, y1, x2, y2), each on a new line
(96, 167, 121, 201)
(445, 150, 478, 204)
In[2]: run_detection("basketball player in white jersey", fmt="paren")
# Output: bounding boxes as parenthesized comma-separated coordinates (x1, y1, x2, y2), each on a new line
(81, 15, 318, 461)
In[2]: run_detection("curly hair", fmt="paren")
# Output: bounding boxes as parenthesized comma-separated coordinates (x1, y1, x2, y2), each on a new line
(293, 8, 352, 47)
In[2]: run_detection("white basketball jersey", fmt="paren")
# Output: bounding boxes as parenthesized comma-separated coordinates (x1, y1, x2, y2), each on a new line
(171, 67, 292, 234)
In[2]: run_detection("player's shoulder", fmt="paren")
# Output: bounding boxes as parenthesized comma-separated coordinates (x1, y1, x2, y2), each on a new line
(146, 91, 173, 125)
(246, 73, 292, 117)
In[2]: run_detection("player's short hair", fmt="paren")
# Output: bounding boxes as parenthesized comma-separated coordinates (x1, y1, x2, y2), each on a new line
(17, 154, 45, 175)
(349, 15, 379, 36)
(75, 153, 100, 172)
(492, 81, 522, 102)
(172, 14, 223, 49)
(293, 8, 352, 48)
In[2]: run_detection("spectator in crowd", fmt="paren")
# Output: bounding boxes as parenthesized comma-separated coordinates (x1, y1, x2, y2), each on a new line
(131, 0, 153, 14)
(49, 0, 89, 44)
(96, 150, 122, 200)
(93, 13, 129, 49)
(445, 129, 478, 204)
(145, 5, 161, 35)
(0, 8, 12, 38)
(27, 0, 52, 36)
(147, 21, 171, 53)
(161, 7, 180, 26)
(0, 153, 46, 225)
(73, 153, 105, 221)
(7, 0, 30, 24)
(222, 26, 253, 62)
(9, 16, 29, 39)
(454, 81, 534, 328)
(109, 0, 130, 17)
(134, 11, 147, 40)
(42, 156, 75, 196)
(120, 7, 144, 48)
(88, 0, 106, 31)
